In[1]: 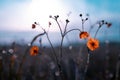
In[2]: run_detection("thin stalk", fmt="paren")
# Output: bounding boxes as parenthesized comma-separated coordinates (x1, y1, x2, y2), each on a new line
(59, 28, 81, 59)
(45, 31, 64, 80)
(80, 17, 84, 31)
(64, 22, 68, 34)
(64, 28, 81, 36)
(60, 36, 64, 58)
(39, 19, 64, 79)
(56, 19, 63, 36)
(94, 26, 101, 38)
(115, 57, 120, 80)
(84, 49, 90, 80)
(54, 18, 63, 59)
(60, 22, 68, 58)
(16, 46, 30, 80)
(89, 23, 97, 34)
(88, 15, 94, 33)
(31, 32, 46, 45)
(45, 32, 58, 64)
(17, 32, 45, 80)
(82, 21, 84, 31)
(54, 18, 64, 63)
(94, 22, 105, 38)
(84, 53, 90, 73)
(39, 26, 57, 60)
(51, 17, 62, 36)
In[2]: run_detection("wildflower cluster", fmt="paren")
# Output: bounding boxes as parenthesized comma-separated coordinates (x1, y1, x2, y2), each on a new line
(28, 13, 112, 79)
(79, 14, 112, 51)
(0, 13, 112, 80)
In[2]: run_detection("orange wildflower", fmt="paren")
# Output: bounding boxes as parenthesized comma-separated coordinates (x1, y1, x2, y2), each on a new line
(30, 46, 39, 56)
(79, 31, 89, 39)
(87, 38, 99, 51)
(32, 24, 36, 29)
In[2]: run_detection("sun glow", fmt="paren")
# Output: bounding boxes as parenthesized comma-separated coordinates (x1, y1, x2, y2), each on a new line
(28, 0, 68, 32)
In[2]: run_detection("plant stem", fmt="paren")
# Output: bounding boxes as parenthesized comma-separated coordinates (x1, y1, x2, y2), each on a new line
(56, 19, 63, 36)
(80, 17, 84, 31)
(16, 47, 30, 80)
(59, 28, 81, 60)
(89, 23, 97, 34)
(115, 56, 120, 80)
(94, 26, 101, 38)
(60, 36, 64, 58)
(84, 49, 90, 80)
(84, 53, 90, 73)
(31, 32, 46, 45)
(45, 32, 58, 64)
(62, 28, 81, 58)
(82, 21, 84, 31)
(17, 32, 45, 80)
(64, 22, 68, 33)
(64, 28, 81, 36)
(59, 22, 68, 58)
(45, 31, 65, 80)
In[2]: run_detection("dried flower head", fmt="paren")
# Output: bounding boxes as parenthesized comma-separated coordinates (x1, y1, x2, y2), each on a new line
(49, 15, 52, 18)
(34, 22, 37, 24)
(32, 24, 36, 29)
(79, 31, 89, 39)
(86, 18, 88, 20)
(30, 46, 39, 56)
(66, 19, 70, 23)
(101, 20, 104, 24)
(54, 15, 59, 20)
(49, 21, 51, 27)
(87, 38, 99, 51)
(56, 15, 59, 18)
(79, 14, 82, 17)
(105, 22, 112, 28)
(107, 23, 112, 28)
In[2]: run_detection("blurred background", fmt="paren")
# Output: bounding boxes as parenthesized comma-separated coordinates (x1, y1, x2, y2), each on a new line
(0, 0, 120, 44)
(0, 0, 120, 80)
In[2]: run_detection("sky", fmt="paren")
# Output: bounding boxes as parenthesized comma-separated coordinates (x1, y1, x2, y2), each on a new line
(0, 0, 120, 44)
(0, 0, 120, 32)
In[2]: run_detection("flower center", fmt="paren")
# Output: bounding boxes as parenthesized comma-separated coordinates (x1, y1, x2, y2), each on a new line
(34, 50, 37, 53)
(91, 42, 95, 46)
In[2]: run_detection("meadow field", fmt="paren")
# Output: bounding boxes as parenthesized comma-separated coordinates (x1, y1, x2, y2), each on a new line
(0, 42, 120, 80)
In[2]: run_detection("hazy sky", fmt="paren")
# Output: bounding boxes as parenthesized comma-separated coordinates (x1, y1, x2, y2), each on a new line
(0, 0, 120, 31)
